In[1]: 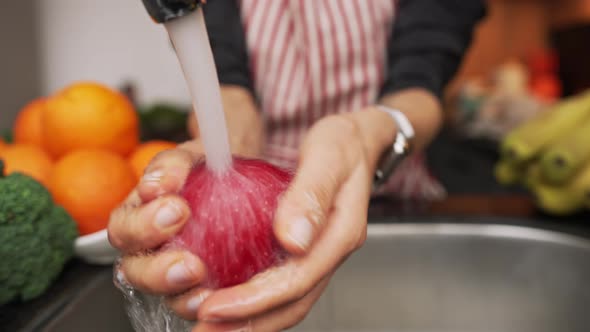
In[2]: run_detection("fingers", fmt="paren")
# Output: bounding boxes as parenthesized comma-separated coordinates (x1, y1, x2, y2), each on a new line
(137, 140, 204, 202)
(120, 250, 206, 295)
(274, 115, 366, 254)
(192, 276, 330, 332)
(109, 140, 202, 253)
(108, 195, 190, 253)
(198, 168, 370, 321)
(166, 288, 213, 321)
(107, 139, 209, 301)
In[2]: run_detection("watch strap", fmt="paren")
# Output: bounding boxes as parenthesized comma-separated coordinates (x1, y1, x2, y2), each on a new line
(377, 105, 415, 139)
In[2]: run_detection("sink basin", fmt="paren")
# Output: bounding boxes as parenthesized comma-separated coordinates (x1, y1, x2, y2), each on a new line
(44, 222, 590, 332)
(290, 223, 590, 332)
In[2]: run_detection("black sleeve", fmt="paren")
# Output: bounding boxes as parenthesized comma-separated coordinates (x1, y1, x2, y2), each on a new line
(380, 0, 488, 100)
(202, 0, 254, 95)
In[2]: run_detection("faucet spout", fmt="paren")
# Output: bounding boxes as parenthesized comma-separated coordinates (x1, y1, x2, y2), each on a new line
(142, 0, 204, 23)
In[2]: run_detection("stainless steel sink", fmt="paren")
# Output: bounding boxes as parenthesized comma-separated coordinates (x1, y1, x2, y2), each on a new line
(44, 222, 590, 332)
(291, 223, 590, 332)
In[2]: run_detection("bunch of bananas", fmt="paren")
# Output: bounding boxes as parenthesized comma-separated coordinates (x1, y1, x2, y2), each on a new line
(496, 89, 590, 215)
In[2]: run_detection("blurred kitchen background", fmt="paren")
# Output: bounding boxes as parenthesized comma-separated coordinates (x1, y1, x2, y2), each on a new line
(37, 0, 197, 103)
(2, 0, 590, 206)
(2, 0, 589, 125)
(1, 0, 190, 128)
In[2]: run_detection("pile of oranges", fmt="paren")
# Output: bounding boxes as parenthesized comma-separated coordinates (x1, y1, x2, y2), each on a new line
(1, 82, 178, 235)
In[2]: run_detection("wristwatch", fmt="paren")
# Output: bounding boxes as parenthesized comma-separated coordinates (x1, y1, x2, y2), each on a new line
(372, 105, 415, 191)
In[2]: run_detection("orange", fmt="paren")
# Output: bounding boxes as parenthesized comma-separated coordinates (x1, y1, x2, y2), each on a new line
(128, 140, 177, 179)
(42, 81, 139, 159)
(0, 144, 53, 186)
(0, 138, 7, 153)
(49, 149, 136, 235)
(13, 98, 46, 146)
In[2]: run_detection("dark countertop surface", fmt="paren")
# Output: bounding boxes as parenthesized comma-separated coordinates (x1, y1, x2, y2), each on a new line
(2, 129, 589, 332)
(0, 261, 109, 332)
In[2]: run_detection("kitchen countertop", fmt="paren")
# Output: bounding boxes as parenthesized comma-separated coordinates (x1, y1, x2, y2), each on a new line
(0, 261, 112, 332)
(3, 129, 589, 331)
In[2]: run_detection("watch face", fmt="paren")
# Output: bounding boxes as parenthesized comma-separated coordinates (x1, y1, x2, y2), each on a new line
(373, 133, 410, 190)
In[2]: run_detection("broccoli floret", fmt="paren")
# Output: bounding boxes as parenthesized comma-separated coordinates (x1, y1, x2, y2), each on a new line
(0, 173, 52, 226)
(0, 161, 78, 305)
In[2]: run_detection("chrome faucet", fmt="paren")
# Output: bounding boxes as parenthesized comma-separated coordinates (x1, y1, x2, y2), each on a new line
(141, 0, 205, 23)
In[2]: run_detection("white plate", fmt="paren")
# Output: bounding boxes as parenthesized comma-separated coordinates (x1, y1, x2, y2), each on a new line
(74, 229, 120, 265)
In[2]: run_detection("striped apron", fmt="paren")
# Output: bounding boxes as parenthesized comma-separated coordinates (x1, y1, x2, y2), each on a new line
(239, 0, 445, 200)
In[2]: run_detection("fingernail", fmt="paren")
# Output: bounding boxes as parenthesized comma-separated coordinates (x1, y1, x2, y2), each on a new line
(167, 256, 200, 285)
(155, 202, 182, 229)
(187, 291, 211, 312)
(142, 170, 164, 183)
(287, 217, 313, 250)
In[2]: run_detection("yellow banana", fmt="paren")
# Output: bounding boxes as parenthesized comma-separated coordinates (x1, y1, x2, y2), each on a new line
(494, 161, 525, 186)
(501, 90, 590, 164)
(532, 183, 584, 216)
(530, 162, 590, 216)
(540, 115, 590, 185)
(524, 163, 543, 190)
(569, 163, 590, 210)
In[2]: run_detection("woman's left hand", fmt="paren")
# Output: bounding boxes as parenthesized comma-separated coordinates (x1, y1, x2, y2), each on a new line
(167, 107, 398, 331)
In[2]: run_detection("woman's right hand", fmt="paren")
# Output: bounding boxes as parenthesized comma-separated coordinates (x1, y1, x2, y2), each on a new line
(109, 126, 263, 318)
(108, 85, 265, 320)
(108, 116, 267, 306)
(108, 139, 209, 307)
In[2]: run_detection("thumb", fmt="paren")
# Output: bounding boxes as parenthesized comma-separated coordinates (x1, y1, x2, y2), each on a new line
(274, 116, 362, 255)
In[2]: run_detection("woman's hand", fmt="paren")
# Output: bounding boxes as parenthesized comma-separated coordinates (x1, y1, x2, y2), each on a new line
(108, 85, 269, 320)
(109, 139, 207, 296)
(170, 108, 397, 331)
(194, 88, 444, 331)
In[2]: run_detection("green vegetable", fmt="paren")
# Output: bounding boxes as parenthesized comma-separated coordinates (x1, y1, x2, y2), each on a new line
(1, 129, 13, 143)
(0, 160, 78, 305)
(138, 102, 190, 142)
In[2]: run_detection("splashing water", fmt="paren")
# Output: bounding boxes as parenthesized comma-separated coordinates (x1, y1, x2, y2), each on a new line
(115, 269, 192, 332)
(165, 8, 232, 174)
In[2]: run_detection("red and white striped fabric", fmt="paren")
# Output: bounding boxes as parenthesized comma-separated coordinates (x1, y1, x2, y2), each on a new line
(238, 0, 446, 200)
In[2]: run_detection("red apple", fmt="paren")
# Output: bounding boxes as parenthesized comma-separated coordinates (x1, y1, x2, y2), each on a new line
(168, 157, 293, 288)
